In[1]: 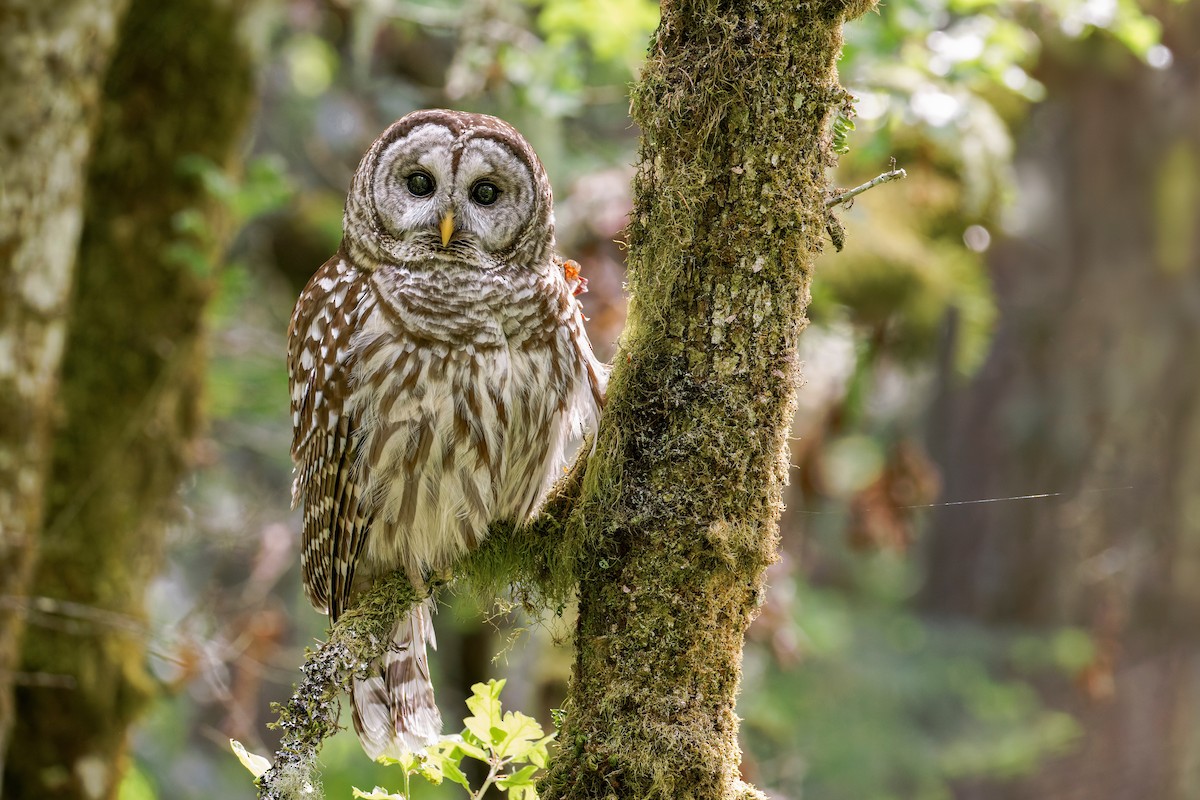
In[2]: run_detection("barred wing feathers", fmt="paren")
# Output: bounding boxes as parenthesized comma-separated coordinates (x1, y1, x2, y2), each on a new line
(287, 254, 373, 621)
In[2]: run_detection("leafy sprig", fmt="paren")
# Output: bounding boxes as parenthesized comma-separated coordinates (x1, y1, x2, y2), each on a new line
(234, 679, 553, 800)
(414, 679, 554, 800)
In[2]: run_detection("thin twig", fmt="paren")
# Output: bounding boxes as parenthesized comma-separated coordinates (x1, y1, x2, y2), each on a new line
(384, 0, 462, 28)
(0, 594, 145, 635)
(9, 671, 78, 689)
(824, 168, 907, 209)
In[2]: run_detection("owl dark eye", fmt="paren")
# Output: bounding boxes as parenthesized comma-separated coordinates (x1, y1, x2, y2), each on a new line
(471, 181, 500, 206)
(406, 172, 435, 197)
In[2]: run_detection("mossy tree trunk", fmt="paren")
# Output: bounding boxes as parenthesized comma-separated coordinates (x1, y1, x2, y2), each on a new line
(923, 5, 1200, 798)
(0, 0, 129, 781)
(542, 2, 874, 798)
(3, 1, 254, 798)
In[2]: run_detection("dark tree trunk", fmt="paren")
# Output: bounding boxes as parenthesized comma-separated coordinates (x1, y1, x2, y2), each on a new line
(923, 6, 1200, 799)
(541, 1, 875, 798)
(0, 0, 129, 781)
(3, 0, 254, 797)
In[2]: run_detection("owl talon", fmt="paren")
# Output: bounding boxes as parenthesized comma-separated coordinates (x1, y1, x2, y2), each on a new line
(426, 567, 454, 590)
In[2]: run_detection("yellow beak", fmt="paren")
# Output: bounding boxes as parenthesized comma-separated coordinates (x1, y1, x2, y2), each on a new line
(439, 212, 455, 247)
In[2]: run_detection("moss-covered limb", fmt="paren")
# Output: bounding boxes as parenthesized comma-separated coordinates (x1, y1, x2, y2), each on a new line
(542, 2, 873, 799)
(260, 458, 588, 800)
(258, 573, 422, 800)
(459, 439, 592, 607)
(4, 0, 254, 797)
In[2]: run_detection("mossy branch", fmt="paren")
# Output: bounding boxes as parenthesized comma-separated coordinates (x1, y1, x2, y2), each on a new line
(457, 440, 592, 608)
(256, 572, 422, 800)
(257, 452, 589, 800)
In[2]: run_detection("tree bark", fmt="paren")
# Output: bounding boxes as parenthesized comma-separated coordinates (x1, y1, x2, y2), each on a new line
(541, 1, 875, 798)
(923, 6, 1200, 798)
(0, 0, 129, 782)
(2, 0, 254, 797)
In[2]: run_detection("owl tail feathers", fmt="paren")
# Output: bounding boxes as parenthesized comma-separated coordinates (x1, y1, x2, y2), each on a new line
(351, 599, 442, 761)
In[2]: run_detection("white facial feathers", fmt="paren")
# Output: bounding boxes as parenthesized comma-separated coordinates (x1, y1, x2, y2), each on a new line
(452, 137, 537, 253)
(370, 123, 540, 258)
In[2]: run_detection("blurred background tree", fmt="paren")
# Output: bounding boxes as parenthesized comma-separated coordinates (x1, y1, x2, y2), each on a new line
(1, 0, 1195, 798)
(3, 1, 255, 798)
(923, 2, 1200, 796)
(0, 0, 130, 780)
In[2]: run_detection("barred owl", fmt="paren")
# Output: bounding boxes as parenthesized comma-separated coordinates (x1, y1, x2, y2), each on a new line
(287, 110, 605, 760)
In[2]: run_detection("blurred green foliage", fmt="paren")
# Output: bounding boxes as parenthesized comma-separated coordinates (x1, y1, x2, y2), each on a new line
(821, 0, 1166, 373)
(758, 1, 1164, 796)
(537, 0, 658, 65)
(740, 564, 1085, 800)
(117, 764, 158, 800)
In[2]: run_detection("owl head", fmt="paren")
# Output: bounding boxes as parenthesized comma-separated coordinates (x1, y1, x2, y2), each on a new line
(341, 110, 555, 273)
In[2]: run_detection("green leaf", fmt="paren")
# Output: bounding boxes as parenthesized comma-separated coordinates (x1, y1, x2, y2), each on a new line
(527, 735, 556, 769)
(428, 737, 474, 788)
(497, 764, 539, 789)
(463, 679, 507, 746)
(352, 787, 405, 800)
(435, 734, 489, 763)
(458, 739, 491, 762)
(230, 739, 271, 779)
(377, 751, 417, 771)
(507, 783, 538, 800)
(378, 748, 445, 785)
(415, 754, 443, 785)
(440, 759, 472, 790)
(494, 711, 547, 759)
(832, 111, 857, 155)
(465, 679, 505, 721)
(462, 716, 496, 749)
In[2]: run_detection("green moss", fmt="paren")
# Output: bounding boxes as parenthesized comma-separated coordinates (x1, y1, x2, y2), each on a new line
(536, 2, 874, 799)
(259, 573, 422, 800)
